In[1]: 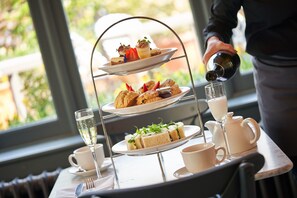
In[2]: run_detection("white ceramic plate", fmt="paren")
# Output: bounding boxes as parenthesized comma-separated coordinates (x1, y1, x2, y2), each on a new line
(98, 48, 177, 75)
(102, 87, 190, 116)
(69, 158, 112, 177)
(112, 125, 200, 156)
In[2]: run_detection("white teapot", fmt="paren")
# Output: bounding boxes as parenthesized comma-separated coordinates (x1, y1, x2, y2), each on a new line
(205, 112, 261, 154)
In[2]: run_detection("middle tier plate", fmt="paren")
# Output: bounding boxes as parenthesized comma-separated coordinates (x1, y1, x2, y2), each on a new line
(112, 125, 201, 156)
(102, 86, 190, 116)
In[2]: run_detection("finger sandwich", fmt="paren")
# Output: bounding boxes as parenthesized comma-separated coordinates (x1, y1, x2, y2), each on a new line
(125, 133, 143, 150)
(124, 121, 185, 150)
(141, 129, 171, 148)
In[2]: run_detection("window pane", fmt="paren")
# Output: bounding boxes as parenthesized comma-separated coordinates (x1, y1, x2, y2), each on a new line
(63, 0, 204, 107)
(0, 1, 56, 131)
(232, 9, 253, 73)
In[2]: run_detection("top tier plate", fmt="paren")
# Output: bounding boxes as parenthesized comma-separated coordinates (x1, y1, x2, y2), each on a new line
(98, 48, 177, 75)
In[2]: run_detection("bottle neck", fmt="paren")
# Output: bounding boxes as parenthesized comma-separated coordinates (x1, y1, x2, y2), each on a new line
(206, 63, 224, 81)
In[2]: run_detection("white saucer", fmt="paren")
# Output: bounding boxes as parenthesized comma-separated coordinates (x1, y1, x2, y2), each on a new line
(173, 160, 229, 179)
(69, 158, 112, 177)
(173, 167, 193, 178)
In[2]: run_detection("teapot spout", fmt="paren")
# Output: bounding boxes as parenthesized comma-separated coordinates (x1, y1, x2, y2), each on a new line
(205, 120, 220, 134)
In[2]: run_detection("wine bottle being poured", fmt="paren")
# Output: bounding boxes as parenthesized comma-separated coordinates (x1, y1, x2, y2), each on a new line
(205, 51, 240, 82)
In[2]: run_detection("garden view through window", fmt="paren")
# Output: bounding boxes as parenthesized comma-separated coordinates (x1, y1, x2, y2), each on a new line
(0, 0, 253, 133)
(62, 0, 205, 108)
(0, 1, 56, 131)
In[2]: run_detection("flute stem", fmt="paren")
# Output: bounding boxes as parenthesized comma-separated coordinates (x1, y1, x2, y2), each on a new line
(90, 146, 102, 179)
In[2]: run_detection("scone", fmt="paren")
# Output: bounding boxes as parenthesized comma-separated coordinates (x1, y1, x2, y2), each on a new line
(160, 79, 181, 95)
(138, 80, 156, 93)
(136, 90, 162, 105)
(170, 84, 182, 95)
(114, 90, 139, 108)
(160, 79, 176, 87)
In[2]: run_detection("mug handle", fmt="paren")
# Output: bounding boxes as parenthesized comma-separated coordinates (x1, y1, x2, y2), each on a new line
(68, 154, 79, 167)
(242, 118, 261, 144)
(215, 146, 227, 163)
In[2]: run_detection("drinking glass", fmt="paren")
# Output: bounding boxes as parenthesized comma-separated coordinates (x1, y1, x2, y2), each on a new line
(205, 82, 231, 156)
(75, 108, 102, 178)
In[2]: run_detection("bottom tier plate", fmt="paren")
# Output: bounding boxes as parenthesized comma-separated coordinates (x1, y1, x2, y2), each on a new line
(112, 125, 201, 156)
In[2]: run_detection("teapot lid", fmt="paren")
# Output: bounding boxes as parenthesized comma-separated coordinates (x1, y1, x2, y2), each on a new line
(225, 112, 243, 123)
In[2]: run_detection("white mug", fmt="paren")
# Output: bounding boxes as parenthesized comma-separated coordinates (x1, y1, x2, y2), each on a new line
(181, 142, 226, 173)
(68, 144, 105, 171)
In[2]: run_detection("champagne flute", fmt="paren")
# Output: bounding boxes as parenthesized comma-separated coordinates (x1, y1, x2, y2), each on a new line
(204, 82, 231, 157)
(75, 108, 102, 178)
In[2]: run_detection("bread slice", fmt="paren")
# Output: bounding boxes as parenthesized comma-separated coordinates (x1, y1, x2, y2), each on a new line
(168, 122, 185, 140)
(125, 134, 137, 150)
(134, 134, 143, 149)
(176, 122, 185, 138)
(168, 125, 180, 141)
(125, 133, 144, 150)
(141, 132, 171, 148)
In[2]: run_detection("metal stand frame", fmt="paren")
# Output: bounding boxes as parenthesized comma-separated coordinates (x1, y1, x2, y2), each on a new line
(89, 16, 206, 185)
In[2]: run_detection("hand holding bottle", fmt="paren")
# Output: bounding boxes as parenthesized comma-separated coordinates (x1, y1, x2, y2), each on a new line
(205, 51, 240, 82)
(203, 36, 237, 65)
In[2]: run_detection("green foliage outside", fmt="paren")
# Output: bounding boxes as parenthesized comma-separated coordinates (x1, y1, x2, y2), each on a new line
(20, 69, 55, 122)
(0, 0, 253, 130)
(239, 52, 253, 72)
(0, 1, 38, 60)
(63, 0, 188, 43)
(0, 1, 54, 130)
(0, 68, 55, 130)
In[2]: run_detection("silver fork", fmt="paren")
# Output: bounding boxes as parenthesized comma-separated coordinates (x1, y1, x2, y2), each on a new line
(85, 177, 95, 190)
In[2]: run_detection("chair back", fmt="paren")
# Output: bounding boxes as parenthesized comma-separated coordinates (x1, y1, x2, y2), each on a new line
(79, 152, 264, 198)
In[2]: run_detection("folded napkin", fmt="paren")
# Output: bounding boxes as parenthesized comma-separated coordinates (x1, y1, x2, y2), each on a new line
(55, 175, 115, 198)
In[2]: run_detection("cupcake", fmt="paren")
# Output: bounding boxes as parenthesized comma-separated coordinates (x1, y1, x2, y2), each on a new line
(136, 37, 151, 59)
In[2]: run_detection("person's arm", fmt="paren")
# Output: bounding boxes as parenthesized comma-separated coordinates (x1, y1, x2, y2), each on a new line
(203, 0, 241, 64)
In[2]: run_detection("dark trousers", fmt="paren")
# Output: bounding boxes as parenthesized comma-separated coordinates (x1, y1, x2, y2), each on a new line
(253, 57, 297, 158)
(253, 57, 297, 197)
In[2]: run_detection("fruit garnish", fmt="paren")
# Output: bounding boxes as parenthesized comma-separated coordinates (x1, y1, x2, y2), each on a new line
(143, 83, 148, 92)
(125, 48, 139, 61)
(125, 83, 134, 91)
(152, 81, 160, 90)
